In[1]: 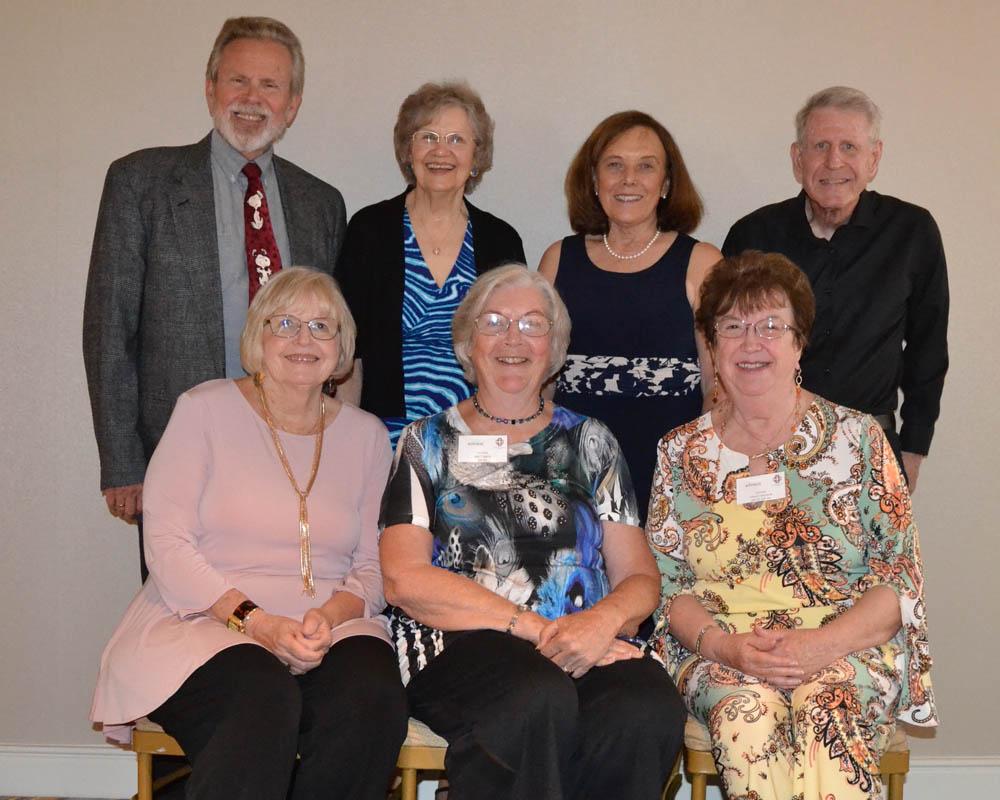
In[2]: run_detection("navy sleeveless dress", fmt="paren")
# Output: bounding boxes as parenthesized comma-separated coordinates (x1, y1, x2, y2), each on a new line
(554, 233, 703, 522)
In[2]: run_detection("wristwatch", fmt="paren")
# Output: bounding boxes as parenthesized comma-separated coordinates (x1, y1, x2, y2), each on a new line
(227, 600, 260, 634)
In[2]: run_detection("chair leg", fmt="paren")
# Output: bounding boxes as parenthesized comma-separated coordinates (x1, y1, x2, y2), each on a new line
(136, 751, 153, 800)
(689, 772, 708, 800)
(886, 771, 905, 800)
(660, 752, 682, 800)
(399, 767, 418, 800)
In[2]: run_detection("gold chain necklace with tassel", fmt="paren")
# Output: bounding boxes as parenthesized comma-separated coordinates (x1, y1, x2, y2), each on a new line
(254, 373, 325, 597)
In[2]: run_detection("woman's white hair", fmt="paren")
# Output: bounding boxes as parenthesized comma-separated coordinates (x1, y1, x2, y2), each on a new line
(452, 263, 571, 384)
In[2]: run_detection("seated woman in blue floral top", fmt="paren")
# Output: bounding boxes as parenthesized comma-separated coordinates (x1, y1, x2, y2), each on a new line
(380, 264, 684, 800)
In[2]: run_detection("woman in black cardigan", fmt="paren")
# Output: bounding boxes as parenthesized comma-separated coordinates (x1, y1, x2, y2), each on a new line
(335, 81, 525, 443)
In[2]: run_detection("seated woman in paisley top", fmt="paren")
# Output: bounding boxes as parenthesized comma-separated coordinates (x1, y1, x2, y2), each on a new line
(647, 250, 936, 800)
(380, 264, 685, 800)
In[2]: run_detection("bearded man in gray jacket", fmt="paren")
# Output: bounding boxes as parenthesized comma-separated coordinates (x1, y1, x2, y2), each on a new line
(83, 17, 346, 577)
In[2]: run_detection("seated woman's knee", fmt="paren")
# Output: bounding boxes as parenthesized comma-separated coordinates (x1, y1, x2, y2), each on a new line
(592, 660, 683, 731)
(489, 637, 579, 726)
(229, 646, 302, 734)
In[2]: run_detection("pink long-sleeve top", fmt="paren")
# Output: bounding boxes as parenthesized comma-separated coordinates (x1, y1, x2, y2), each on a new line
(91, 380, 392, 743)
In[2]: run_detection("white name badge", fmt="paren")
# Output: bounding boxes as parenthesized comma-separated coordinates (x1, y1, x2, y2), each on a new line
(735, 471, 787, 505)
(457, 434, 509, 463)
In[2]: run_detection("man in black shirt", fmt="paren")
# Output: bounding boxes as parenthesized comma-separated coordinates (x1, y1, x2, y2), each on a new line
(723, 86, 948, 492)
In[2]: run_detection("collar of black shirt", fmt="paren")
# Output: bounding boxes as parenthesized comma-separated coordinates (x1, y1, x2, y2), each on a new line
(799, 188, 878, 236)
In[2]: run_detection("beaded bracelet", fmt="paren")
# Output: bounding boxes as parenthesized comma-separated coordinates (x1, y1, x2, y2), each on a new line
(505, 604, 530, 634)
(693, 621, 720, 656)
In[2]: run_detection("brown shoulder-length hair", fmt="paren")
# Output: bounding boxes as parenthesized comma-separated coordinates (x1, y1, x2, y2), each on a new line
(565, 110, 703, 235)
(695, 251, 815, 350)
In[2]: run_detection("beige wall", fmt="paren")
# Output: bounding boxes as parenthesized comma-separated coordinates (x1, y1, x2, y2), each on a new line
(2, 0, 997, 759)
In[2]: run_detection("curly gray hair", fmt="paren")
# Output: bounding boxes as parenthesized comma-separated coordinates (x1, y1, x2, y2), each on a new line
(393, 81, 495, 194)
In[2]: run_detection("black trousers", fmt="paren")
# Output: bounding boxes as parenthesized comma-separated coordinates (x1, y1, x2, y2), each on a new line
(406, 630, 686, 800)
(149, 637, 408, 800)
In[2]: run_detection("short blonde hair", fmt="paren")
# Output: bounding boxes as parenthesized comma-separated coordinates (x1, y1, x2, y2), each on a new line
(452, 264, 571, 383)
(240, 267, 356, 379)
(393, 80, 495, 193)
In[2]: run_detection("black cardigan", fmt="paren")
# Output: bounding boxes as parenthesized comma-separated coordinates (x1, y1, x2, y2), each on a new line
(335, 190, 526, 418)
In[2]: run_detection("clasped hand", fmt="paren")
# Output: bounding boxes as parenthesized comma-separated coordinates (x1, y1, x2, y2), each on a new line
(717, 627, 835, 689)
(249, 608, 332, 675)
(534, 609, 642, 678)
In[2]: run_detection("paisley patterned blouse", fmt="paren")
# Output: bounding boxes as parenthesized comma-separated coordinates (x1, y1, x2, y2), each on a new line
(647, 397, 937, 726)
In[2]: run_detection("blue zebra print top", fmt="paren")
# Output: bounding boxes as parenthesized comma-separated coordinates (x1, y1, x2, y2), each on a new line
(382, 210, 477, 446)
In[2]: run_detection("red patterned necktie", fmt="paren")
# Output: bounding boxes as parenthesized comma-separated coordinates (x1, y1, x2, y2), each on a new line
(241, 162, 283, 303)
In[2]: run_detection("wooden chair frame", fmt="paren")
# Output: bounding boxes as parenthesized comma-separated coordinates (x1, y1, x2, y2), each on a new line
(130, 717, 448, 800)
(682, 720, 910, 800)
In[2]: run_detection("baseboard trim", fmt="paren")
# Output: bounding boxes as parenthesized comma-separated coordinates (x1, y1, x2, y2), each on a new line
(1, 745, 997, 799)
(0, 742, 136, 798)
(663, 757, 1000, 800)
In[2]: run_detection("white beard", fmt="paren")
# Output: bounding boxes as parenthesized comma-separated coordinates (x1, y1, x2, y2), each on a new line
(213, 102, 288, 157)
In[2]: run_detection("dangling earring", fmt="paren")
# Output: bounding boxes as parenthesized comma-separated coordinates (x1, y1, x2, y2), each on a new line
(661, 181, 669, 200)
(711, 367, 723, 405)
(794, 365, 803, 398)
(708, 350, 721, 405)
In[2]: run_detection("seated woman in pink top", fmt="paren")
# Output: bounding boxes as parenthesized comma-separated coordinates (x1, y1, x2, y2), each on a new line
(91, 268, 407, 800)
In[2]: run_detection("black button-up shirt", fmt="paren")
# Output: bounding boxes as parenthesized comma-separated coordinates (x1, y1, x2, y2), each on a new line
(722, 190, 949, 455)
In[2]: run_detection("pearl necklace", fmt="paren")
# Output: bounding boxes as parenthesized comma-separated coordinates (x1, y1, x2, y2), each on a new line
(472, 394, 545, 425)
(602, 229, 661, 260)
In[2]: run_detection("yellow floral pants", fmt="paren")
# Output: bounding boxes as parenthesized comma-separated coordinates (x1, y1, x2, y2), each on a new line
(680, 648, 900, 800)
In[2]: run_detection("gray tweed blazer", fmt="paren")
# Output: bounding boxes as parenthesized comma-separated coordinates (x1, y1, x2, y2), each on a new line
(83, 133, 346, 489)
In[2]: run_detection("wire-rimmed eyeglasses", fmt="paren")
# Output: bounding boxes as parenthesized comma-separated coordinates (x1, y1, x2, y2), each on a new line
(714, 315, 797, 340)
(474, 312, 553, 338)
(264, 315, 339, 340)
